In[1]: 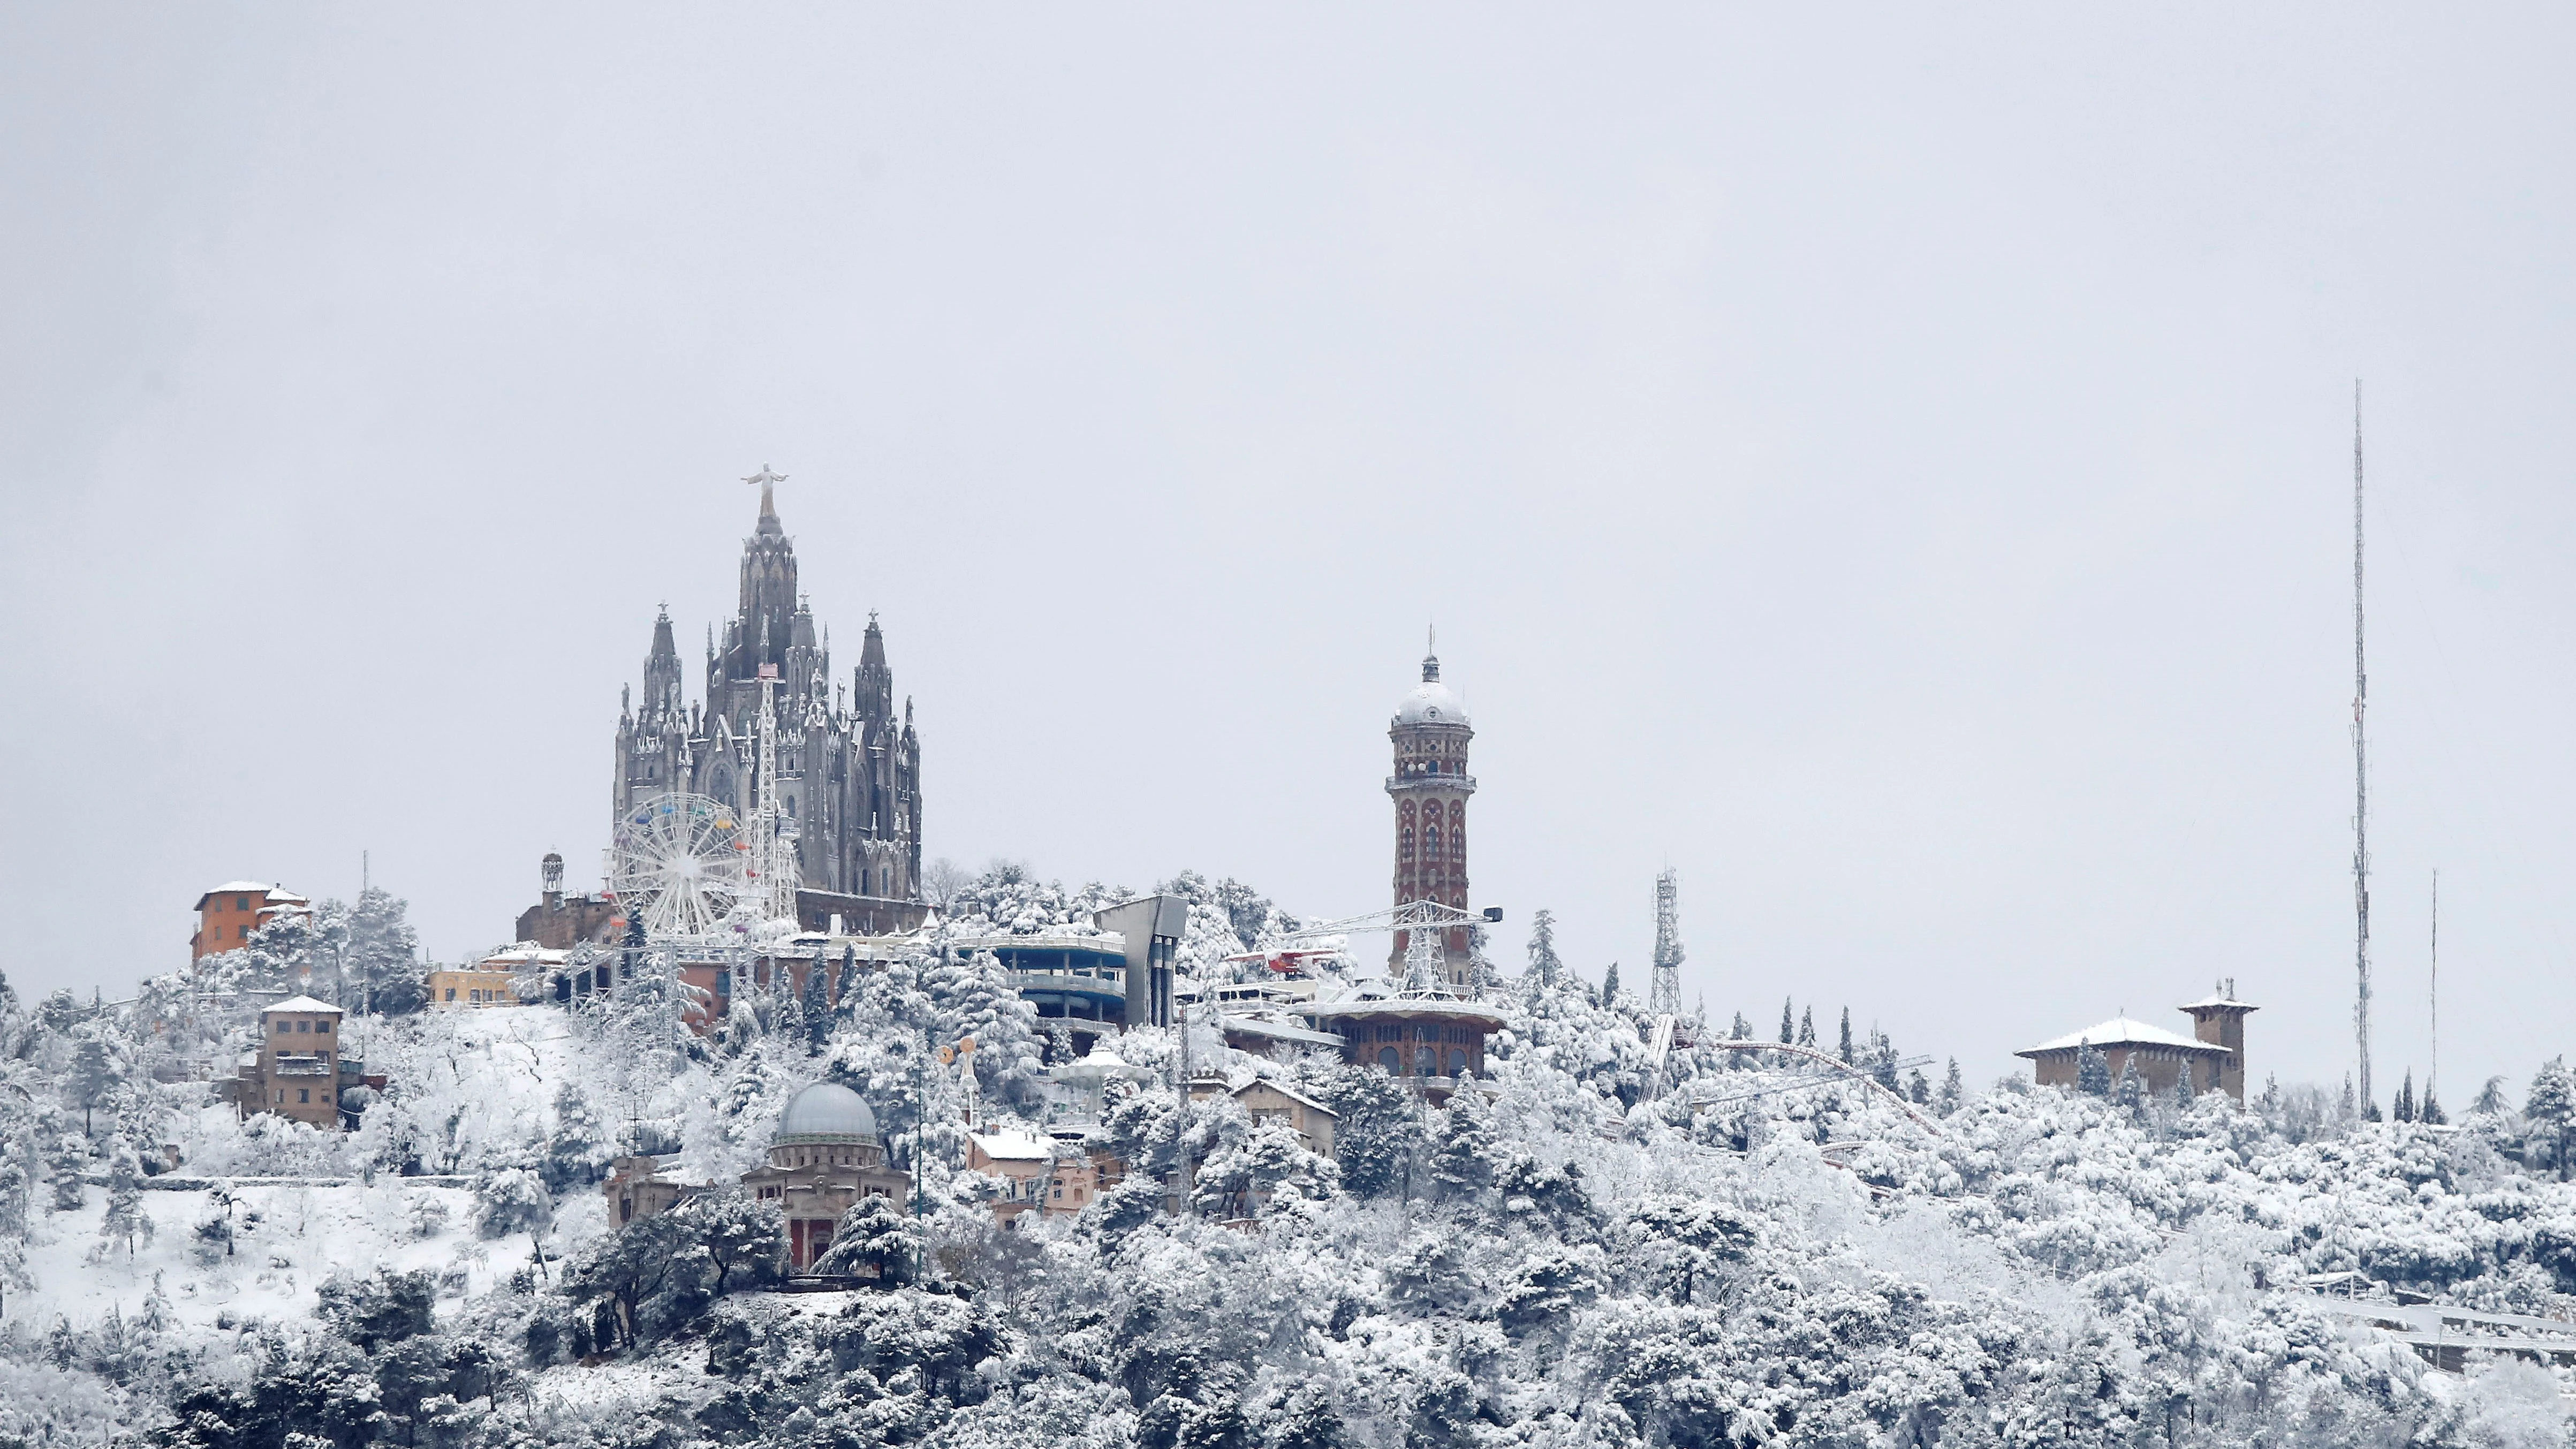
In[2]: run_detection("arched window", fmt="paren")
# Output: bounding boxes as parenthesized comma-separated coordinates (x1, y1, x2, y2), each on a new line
(1414, 1050, 1433, 1076)
(1450, 1049, 1469, 1078)
(1400, 827, 1413, 862)
(1425, 826, 1441, 862)
(1378, 1047, 1399, 1072)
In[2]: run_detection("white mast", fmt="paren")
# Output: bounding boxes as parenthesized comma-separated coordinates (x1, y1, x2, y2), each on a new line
(2352, 382, 2373, 1117)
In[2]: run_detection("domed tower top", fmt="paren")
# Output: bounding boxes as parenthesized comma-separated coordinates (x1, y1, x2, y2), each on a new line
(1392, 628, 1472, 730)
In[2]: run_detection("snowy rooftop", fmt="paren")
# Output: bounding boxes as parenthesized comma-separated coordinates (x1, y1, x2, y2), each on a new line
(967, 1131, 1054, 1161)
(950, 929, 1125, 954)
(201, 880, 278, 896)
(264, 995, 342, 1016)
(1214, 1011, 1344, 1049)
(2177, 992, 2261, 1012)
(2017, 1016, 2230, 1058)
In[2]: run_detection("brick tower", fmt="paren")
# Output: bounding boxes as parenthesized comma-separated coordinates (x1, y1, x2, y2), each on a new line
(1388, 633, 1476, 987)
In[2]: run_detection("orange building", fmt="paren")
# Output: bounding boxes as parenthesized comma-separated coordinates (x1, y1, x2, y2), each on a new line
(192, 882, 307, 961)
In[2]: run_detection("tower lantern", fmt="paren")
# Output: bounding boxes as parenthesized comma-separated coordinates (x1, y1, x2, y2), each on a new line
(1387, 631, 1476, 987)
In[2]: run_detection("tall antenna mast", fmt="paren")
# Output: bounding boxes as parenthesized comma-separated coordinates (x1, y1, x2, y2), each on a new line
(1649, 869, 1684, 1016)
(2429, 867, 2438, 1111)
(2352, 381, 2374, 1116)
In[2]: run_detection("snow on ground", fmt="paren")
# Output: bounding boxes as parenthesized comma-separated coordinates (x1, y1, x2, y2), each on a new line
(19, 1179, 490, 1335)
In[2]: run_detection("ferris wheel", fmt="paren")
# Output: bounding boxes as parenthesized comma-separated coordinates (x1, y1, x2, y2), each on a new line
(608, 792, 751, 941)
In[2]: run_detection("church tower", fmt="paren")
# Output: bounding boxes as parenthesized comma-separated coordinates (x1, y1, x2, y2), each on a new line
(614, 471, 923, 914)
(1389, 634, 1475, 986)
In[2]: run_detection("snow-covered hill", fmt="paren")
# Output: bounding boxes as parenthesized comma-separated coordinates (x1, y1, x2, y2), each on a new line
(3, 868, 2574, 1446)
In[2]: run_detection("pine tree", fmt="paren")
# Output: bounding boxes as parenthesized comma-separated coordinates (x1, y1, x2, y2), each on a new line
(1906, 1069, 1931, 1106)
(802, 952, 833, 1057)
(99, 1140, 150, 1261)
(1429, 1091, 1497, 1203)
(1601, 963, 1620, 1005)
(67, 1034, 118, 1137)
(2171, 1065, 2195, 1111)
(1777, 999, 1794, 1045)
(2113, 1057, 2147, 1114)
(2259, 1073, 2282, 1118)
(2075, 1043, 2110, 1096)
(46, 1133, 87, 1212)
(1870, 1031, 1899, 1090)
(2393, 1069, 2415, 1123)
(347, 886, 421, 1014)
(2474, 1074, 2510, 1116)
(1937, 1058, 1964, 1116)
(1728, 1012, 1749, 1041)
(2338, 1074, 2357, 1121)
(2421, 1082, 2446, 1125)
(1525, 910, 1562, 986)
(1837, 1008, 1854, 1066)
(2526, 1057, 2576, 1180)
(1796, 1007, 1815, 1049)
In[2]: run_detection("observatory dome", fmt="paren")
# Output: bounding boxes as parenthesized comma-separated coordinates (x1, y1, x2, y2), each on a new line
(773, 1082, 880, 1145)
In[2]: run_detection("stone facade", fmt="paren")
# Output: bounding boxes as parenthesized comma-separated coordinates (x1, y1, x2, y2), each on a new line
(613, 480, 923, 906)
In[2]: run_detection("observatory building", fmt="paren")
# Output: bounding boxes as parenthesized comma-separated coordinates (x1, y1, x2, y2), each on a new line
(612, 472, 923, 926)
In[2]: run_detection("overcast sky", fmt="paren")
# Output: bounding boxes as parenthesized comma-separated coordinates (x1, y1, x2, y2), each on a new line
(5, 7, 2573, 1103)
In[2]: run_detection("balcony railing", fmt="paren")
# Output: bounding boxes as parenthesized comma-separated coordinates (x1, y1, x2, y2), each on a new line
(272, 1053, 332, 1077)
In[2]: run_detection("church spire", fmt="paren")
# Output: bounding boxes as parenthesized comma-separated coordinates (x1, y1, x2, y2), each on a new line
(1422, 624, 1440, 683)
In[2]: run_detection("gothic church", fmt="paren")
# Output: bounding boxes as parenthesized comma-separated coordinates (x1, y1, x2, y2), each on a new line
(612, 474, 922, 908)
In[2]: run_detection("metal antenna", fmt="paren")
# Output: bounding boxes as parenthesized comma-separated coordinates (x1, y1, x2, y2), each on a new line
(2352, 381, 2373, 1116)
(2429, 867, 2438, 1111)
(1649, 869, 1684, 1017)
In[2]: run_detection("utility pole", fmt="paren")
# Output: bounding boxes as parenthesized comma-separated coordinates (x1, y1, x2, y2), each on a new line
(2352, 381, 2374, 1118)
(2429, 868, 2438, 1112)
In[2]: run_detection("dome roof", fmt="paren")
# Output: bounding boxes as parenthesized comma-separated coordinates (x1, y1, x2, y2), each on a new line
(774, 1082, 880, 1144)
(1393, 634, 1470, 727)
(1395, 678, 1468, 727)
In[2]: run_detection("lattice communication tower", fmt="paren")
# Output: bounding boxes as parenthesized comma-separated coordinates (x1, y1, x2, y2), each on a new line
(1649, 869, 1684, 1017)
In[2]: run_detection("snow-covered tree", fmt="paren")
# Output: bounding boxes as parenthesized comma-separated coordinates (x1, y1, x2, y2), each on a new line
(95, 1140, 151, 1263)
(346, 885, 422, 1015)
(2075, 1042, 2110, 1096)
(2525, 1056, 2576, 1179)
(65, 1033, 117, 1137)
(814, 1195, 919, 1285)
(1525, 909, 1562, 986)
(2113, 1056, 2147, 1114)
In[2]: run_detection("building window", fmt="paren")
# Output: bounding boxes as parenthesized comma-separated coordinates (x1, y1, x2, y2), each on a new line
(445, 988, 457, 1002)
(298, 1089, 310, 1103)
(1378, 1048, 1398, 1071)
(297, 1020, 310, 1033)
(317, 1020, 330, 1034)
